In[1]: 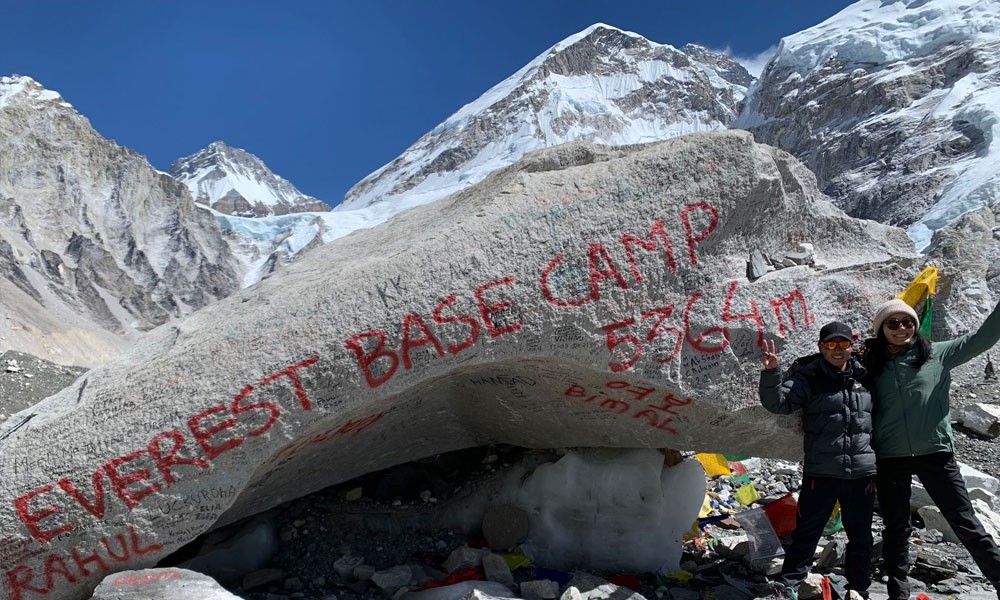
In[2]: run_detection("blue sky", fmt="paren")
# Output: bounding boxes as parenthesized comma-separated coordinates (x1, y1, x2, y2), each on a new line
(2, 1, 854, 207)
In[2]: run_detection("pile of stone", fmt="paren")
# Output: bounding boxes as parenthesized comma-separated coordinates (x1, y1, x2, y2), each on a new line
(747, 243, 824, 280)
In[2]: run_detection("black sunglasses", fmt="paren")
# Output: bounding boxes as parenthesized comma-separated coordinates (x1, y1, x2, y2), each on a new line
(884, 318, 916, 330)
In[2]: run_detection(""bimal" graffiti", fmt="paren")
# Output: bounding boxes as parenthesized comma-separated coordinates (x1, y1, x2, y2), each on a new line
(564, 380, 692, 434)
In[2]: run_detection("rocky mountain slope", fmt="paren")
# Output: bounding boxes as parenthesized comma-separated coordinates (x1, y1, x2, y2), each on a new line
(4, 2, 1000, 366)
(735, 0, 1000, 254)
(0, 76, 241, 366)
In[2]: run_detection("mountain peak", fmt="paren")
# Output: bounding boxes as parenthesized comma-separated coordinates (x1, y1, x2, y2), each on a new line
(339, 24, 749, 212)
(0, 74, 71, 110)
(738, 0, 1000, 252)
(552, 23, 647, 53)
(530, 24, 656, 78)
(169, 143, 330, 218)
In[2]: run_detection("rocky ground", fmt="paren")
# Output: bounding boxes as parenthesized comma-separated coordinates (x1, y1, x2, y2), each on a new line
(185, 449, 1000, 600)
(166, 374, 1000, 600)
(4, 354, 1000, 600)
(948, 378, 1000, 481)
(0, 350, 87, 422)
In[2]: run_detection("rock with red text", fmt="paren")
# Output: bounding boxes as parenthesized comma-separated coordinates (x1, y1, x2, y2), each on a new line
(89, 568, 242, 600)
(0, 131, 917, 600)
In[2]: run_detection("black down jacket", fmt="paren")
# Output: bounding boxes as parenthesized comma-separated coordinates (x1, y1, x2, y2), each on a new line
(759, 354, 876, 479)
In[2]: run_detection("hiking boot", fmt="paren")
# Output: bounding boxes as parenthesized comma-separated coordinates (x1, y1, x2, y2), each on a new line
(754, 582, 798, 600)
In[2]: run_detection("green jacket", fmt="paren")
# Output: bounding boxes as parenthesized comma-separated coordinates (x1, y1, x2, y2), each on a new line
(873, 302, 1000, 458)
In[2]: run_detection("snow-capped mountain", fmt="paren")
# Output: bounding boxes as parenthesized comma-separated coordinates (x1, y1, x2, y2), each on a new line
(0, 76, 241, 366)
(170, 141, 331, 217)
(6, 4, 1000, 364)
(198, 23, 754, 286)
(735, 0, 1000, 252)
(338, 23, 750, 212)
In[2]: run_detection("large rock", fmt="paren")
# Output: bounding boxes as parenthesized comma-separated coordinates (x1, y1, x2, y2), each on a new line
(954, 402, 1000, 438)
(89, 567, 241, 600)
(918, 499, 1000, 546)
(911, 462, 999, 511)
(0, 131, 915, 600)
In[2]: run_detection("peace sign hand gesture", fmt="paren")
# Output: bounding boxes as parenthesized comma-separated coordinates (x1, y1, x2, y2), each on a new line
(762, 339, 779, 370)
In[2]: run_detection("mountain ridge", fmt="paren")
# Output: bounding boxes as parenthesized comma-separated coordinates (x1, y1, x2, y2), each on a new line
(0, 75, 241, 365)
(337, 23, 750, 214)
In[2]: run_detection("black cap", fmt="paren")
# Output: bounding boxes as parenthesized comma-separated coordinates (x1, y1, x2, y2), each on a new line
(819, 321, 853, 342)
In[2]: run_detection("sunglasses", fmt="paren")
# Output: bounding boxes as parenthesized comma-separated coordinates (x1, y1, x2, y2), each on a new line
(820, 340, 853, 350)
(884, 318, 916, 331)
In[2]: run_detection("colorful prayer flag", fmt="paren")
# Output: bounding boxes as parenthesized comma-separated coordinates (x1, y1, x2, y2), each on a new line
(896, 266, 937, 338)
(896, 266, 938, 307)
(695, 453, 732, 477)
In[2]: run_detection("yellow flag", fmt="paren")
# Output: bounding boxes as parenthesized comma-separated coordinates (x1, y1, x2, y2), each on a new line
(736, 483, 761, 506)
(896, 266, 938, 307)
(695, 453, 732, 477)
(699, 494, 713, 518)
(664, 570, 694, 583)
(501, 553, 532, 571)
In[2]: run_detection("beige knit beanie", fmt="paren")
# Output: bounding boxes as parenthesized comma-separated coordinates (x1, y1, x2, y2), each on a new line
(872, 298, 919, 334)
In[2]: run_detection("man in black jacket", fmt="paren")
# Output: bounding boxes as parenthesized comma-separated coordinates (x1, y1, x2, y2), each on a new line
(758, 321, 876, 600)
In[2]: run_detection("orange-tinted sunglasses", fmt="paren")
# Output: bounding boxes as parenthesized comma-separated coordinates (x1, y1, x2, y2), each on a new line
(820, 340, 852, 350)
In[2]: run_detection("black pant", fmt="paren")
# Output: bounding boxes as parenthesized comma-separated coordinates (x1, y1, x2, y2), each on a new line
(877, 452, 1000, 599)
(779, 475, 876, 595)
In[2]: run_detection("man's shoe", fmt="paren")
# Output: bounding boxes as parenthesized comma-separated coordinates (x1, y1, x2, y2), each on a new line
(754, 582, 798, 600)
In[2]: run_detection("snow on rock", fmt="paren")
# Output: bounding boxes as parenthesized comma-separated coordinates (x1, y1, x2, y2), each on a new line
(210, 207, 383, 287)
(772, 0, 1000, 73)
(169, 26, 753, 289)
(0, 75, 72, 110)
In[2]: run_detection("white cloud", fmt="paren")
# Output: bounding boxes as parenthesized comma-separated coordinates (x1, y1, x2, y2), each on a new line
(731, 45, 779, 78)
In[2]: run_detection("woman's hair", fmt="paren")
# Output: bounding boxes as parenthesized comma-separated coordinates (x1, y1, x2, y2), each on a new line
(862, 328, 932, 377)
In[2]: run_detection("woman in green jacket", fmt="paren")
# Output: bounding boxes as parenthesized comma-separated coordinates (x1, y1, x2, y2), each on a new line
(864, 298, 1000, 600)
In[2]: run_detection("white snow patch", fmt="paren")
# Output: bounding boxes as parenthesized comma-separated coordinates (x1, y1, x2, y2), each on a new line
(773, 0, 1000, 75)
